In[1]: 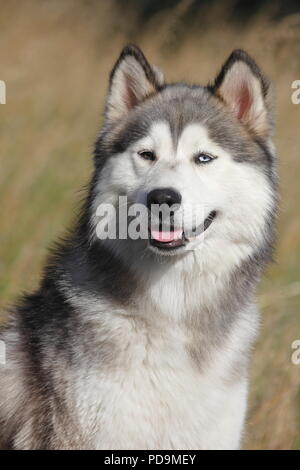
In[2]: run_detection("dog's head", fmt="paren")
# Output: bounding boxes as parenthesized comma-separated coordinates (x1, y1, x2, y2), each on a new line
(91, 45, 277, 270)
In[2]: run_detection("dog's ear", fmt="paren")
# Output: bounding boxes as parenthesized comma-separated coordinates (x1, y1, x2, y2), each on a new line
(105, 44, 164, 123)
(210, 50, 273, 138)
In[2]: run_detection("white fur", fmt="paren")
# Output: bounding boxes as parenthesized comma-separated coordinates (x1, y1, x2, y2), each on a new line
(0, 43, 275, 449)
(92, 121, 273, 275)
(0, 119, 272, 450)
(62, 287, 258, 450)
(59, 120, 273, 449)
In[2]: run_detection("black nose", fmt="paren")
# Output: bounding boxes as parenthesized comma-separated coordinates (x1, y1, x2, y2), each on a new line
(147, 188, 182, 210)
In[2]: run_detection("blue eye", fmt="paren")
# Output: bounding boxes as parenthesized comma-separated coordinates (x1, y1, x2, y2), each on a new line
(194, 153, 214, 164)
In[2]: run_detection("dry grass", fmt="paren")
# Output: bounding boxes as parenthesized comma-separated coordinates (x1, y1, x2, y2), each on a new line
(0, 0, 300, 449)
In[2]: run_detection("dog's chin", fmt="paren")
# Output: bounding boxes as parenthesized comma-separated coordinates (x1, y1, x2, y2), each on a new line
(148, 211, 217, 256)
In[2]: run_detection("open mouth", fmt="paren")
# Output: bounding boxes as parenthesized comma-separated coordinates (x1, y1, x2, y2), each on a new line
(149, 210, 217, 251)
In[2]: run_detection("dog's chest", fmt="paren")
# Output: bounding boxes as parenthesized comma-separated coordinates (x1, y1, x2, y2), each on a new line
(73, 317, 249, 450)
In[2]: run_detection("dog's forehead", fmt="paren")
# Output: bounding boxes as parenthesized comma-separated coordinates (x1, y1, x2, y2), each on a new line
(140, 86, 220, 145)
(122, 85, 246, 152)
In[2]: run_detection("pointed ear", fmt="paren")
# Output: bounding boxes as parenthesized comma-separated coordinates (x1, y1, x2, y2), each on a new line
(210, 50, 273, 138)
(105, 44, 164, 123)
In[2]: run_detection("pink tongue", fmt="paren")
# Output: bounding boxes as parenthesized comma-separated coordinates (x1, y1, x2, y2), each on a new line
(151, 229, 183, 242)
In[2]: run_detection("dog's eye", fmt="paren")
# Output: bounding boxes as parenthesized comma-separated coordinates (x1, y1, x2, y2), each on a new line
(194, 153, 214, 164)
(138, 150, 156, 162)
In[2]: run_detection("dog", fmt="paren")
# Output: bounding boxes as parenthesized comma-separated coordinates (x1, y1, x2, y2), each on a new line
(0, 45, 278, 449)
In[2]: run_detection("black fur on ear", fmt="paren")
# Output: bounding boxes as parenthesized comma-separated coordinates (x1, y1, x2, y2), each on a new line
(209, 49, 273, 138)
(105, 44, 164, 124)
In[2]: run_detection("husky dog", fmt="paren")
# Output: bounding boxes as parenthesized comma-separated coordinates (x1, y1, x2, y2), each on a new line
(0, 45, 277, 450)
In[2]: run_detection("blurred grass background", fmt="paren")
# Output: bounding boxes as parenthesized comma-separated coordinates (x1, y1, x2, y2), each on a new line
(0, 0, 300, 450)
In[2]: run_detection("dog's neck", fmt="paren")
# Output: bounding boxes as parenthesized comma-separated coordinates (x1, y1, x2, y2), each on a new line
(57, 237, 260, 375)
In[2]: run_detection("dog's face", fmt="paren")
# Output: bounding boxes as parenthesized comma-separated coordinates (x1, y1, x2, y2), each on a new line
(92, 46, 276, 266)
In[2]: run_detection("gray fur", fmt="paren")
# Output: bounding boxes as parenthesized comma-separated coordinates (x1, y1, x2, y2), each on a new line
(0, 45, 278, 450)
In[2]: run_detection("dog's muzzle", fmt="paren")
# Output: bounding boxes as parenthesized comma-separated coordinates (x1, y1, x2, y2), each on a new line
(146, 188, 217, 252)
